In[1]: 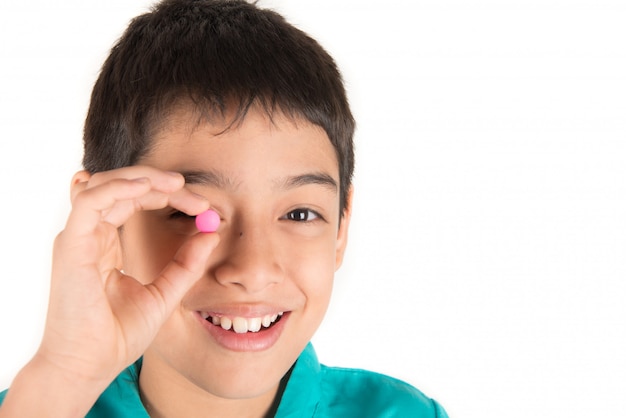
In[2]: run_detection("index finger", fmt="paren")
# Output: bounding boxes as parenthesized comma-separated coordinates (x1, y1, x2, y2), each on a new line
(73, 166, 185, 197)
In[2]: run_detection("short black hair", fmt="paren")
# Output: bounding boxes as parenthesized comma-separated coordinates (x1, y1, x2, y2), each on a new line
(83, 0, 355, 213)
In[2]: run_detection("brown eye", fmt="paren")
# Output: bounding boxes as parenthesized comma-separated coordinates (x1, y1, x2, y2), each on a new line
(283, 209, 320, 222)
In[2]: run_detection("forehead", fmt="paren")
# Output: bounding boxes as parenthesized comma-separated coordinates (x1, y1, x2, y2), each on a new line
(143, 105, 340, 185)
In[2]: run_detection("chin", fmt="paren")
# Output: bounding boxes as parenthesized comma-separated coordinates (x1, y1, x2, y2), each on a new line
(182, 353, 292, 400)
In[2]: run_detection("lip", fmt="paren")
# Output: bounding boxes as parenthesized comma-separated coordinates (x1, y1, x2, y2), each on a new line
(195, 310, 290, 352)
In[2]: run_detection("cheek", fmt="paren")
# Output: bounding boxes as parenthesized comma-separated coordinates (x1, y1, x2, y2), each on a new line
(284, 237, 336, 339)
(283, 233, 337, 292)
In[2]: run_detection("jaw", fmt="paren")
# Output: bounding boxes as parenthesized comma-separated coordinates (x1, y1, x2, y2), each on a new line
(139, 349, 283, 417)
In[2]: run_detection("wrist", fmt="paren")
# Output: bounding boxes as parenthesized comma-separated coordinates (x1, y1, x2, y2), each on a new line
(0, 354, 112, 418)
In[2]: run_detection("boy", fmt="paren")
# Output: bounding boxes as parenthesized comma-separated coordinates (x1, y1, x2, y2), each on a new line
(0, 0, 447, 416)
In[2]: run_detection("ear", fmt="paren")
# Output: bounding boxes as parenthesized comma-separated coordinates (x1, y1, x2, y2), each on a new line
(335, 186, 353, 269)
(70, 170, 91, 203)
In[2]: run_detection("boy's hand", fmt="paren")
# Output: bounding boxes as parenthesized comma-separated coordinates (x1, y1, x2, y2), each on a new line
(17, 167, 217, 406)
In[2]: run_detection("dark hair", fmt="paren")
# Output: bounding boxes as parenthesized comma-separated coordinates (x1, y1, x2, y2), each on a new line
(83, 0, 355, 213)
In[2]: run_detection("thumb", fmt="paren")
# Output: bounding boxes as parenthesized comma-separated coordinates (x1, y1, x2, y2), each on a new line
(146, 232, 220, 321)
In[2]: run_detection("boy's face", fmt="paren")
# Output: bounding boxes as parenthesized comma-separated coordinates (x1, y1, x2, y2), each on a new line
(120, 106, 351, 401)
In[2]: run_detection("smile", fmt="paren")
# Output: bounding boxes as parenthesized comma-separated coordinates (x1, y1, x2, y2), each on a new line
(200, 312, 284, 334)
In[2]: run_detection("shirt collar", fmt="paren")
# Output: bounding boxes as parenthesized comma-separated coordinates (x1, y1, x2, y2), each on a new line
(274, 343, 322, 417)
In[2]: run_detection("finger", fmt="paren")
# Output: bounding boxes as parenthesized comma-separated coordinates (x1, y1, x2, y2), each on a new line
(85, 166, 185, 193)
(145, 232, 220, 321)
(167, 187, 213, 216)
(65, 177, 153, 236)
(101, 187, 210, 226)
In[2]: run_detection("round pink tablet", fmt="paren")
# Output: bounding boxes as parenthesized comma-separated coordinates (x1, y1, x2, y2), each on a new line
(195, 209, 220, 233)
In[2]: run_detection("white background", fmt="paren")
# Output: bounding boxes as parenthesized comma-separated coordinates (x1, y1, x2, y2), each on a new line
(1, 1, 625, 417)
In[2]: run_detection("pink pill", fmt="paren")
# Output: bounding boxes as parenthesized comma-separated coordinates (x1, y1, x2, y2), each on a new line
(195, 209, 220, 233)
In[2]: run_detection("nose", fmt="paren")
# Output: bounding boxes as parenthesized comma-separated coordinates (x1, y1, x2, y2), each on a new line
(213, 223, 283, 293)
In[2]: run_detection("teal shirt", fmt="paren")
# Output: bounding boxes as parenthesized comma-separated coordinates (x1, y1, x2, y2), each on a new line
(0, 344, 448, 417)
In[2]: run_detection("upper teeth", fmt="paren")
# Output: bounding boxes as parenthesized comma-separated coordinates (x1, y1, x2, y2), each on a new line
(201, 312, 283, 334)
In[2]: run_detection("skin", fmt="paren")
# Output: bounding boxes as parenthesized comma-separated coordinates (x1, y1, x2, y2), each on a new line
(0, 107, 351, 418)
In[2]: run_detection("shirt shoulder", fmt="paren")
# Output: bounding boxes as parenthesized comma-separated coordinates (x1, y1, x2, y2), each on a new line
(276, 344, 448, 418)
(317, 364, 448, 417)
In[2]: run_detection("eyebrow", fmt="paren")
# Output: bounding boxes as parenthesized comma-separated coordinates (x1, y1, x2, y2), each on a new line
(182, 170, 237, 190)
(279, 172, 338, 193)
(181, 170, 337, 193)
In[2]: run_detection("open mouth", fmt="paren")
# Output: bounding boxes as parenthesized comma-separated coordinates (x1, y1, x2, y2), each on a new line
(200, 312, 284, 334)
